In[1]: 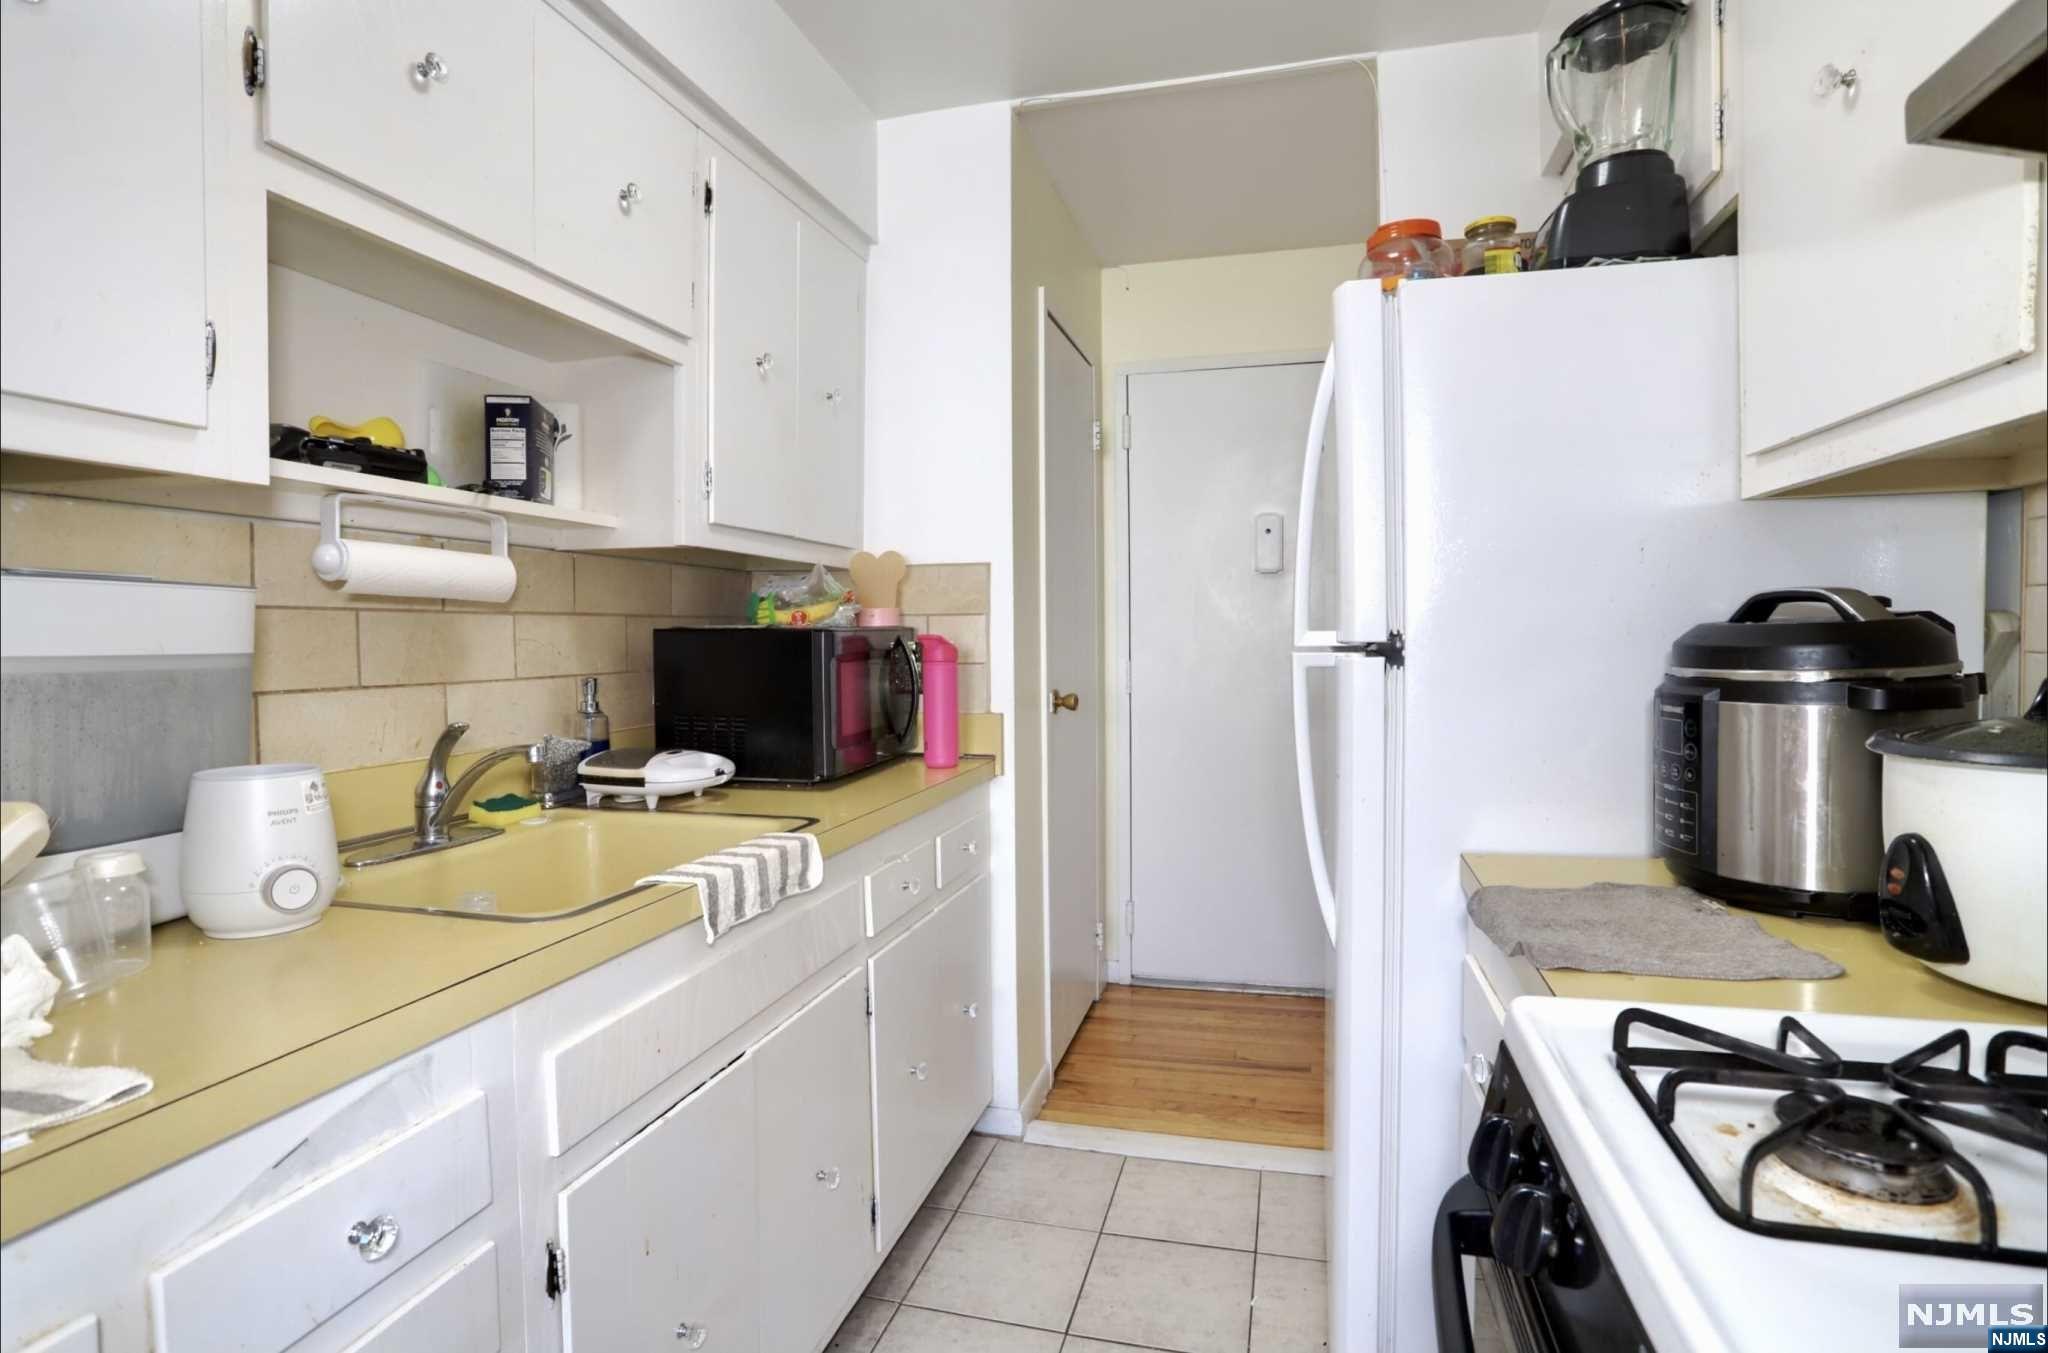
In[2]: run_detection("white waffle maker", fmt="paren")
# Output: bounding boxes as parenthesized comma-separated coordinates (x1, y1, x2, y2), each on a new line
(576, 749, 735, 809)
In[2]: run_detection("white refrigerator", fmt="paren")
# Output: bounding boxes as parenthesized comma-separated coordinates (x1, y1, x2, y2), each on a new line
(1287, 258, 1987, 1352)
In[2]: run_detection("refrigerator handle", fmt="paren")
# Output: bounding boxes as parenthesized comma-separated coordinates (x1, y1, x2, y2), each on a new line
(1291, 650, 1338, 945)
(1292, 348, 1338, 650)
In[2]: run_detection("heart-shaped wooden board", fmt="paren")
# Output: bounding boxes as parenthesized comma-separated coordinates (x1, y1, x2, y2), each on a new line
(849, 550, 908, 608)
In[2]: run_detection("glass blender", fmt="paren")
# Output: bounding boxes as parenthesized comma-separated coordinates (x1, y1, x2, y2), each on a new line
(1538, 0, 1692, 267)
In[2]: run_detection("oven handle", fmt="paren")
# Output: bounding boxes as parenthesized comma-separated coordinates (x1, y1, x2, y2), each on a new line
(1433, 1175, 1497, 1353)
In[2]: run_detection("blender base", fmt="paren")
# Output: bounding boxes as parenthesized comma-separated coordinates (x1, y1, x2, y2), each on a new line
(1543, 148, 1691, 267)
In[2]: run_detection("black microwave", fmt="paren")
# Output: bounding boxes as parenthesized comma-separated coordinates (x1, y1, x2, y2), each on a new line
(653, 626, 921, 783)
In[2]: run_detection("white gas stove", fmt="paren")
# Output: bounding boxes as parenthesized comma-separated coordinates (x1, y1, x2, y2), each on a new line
(1439, 998, 2047, 1353)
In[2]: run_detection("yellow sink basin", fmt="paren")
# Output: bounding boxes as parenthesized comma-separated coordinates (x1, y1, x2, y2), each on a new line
(334, 809, 811, 921)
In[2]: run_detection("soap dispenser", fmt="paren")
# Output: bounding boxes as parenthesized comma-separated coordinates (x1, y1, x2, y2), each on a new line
(577, 677, 611, 756)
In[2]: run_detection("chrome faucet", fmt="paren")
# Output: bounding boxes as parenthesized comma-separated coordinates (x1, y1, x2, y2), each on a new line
(343, 722, 540, 868)
(417, 722, 540, 847)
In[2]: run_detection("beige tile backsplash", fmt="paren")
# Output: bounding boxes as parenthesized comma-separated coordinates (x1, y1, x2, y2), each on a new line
(5, 490, 996, 771)
(2025, 485, 2046, 699)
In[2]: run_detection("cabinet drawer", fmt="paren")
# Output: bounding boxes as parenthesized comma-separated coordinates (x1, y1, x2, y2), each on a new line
(545, 877, 862, 1154)
(261, 0, 535, 256)
(935, 812, 991, 889)
(341, 1243, 499, 1353)
(149, 1093, 492, 1352)
(753, 969, 874, 1351)
(1461, 956, 1504, 1097)
(559, 1057, 758, 1353)
(869, 875, 992, 1248)
(533, 5, 696, 334)
(865, 838, 939, 936)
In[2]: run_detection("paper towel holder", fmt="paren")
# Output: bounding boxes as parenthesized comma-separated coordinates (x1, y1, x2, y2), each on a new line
(310, 492, 509, 583)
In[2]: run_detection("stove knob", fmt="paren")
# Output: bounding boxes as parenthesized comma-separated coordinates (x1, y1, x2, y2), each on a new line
(1468, 1114, 1520, 1193)
(1491, 1184, 1558, 1277)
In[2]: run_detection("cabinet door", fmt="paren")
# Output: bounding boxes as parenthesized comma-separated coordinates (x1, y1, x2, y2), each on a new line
(868, 877, 993, 1247)
(0, 0, 207, 428)
(1738, 0, 2041, 456)
(706, 148, 803, 539)
(533, 6, 696, 336)
(752, 969, 875, 1352)
(793, 221, 866, 548)
(262, 0, 534, 257)
(558, 1058, 758, 1353)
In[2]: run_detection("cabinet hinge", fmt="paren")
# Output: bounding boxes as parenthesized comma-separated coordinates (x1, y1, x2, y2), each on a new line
(1123, 898, 1135, 941)
(544, 1241, 567, 1301)
(204, 321, 217, 388)
(1093, 921, 1104, 951)
(1120, 411, 1132, 452)
(241, 27, 266, 95)
(703, 180, 715, 216)
(691, 280, 697, 310)
(702, 464, 714, 498)
(870, 1197, 878, 1229)
(865, 983, 873, 1018)
(1091, 420, 1102, 454)
(1713, 100, 1726, 143)
(1713, 0, 1724, 25)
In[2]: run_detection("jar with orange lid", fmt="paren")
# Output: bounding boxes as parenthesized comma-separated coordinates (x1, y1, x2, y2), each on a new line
(1456, 216, 1527, 276)
(1358, 218, 1452, 290)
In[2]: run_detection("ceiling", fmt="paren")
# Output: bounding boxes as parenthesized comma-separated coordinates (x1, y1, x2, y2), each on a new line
(1019, 65, 1378, 265)
(774, 0, 1547, 117)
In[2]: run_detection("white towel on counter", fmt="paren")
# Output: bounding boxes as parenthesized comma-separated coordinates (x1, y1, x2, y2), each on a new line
(0, 936, 152, 1149)
(636, 832, 823, 945)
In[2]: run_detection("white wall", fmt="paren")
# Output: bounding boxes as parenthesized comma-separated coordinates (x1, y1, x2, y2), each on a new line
(863, 101, 1031, 1123)
(1375, 33, 1559, 237)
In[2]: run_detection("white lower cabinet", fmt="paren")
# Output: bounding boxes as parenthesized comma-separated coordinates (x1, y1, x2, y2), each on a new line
(341, 1243, 500, 1353)
(557, 1057, 759, 1353)
(869, 876, 994, 1248)
(752, 969, 875, 1351)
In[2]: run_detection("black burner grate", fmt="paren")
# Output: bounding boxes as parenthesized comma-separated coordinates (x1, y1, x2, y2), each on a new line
(1610, 1008, 2048, 1266)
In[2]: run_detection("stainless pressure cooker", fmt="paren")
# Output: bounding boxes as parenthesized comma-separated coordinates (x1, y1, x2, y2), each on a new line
(1652, 587, 1979, 920)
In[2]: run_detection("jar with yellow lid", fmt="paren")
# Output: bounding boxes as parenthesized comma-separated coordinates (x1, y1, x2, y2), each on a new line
(1456, 216, 1525, 276)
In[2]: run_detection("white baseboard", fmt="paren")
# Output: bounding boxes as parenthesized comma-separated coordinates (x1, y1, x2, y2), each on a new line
(1022, 1120, 1330, 1176)
(1022, 1060, 1051, 1120)
(974, 1104, 1024, 1137)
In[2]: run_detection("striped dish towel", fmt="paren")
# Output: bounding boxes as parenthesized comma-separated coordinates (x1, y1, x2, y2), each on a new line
(637, 832, 823, 944)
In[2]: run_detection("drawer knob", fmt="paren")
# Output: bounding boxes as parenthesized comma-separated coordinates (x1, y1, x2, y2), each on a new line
(674, 1322, 709, 1347)
(899, 876, 922, 896)
(960, 1001, 979, 1019)
(908, 1061, 929, 1081)
(618, 181, 643, 214)
(1811, 62, 1858, 100)
(754, 352, 775, 375)
(815, 1166, 842, 1190)
(410, 51, 449, 87)
(963, 840, 979, 856)
(345, 1214, 400, 1262)
(1468, 1052, 1490, 1089)
(824, 388, 843, 405)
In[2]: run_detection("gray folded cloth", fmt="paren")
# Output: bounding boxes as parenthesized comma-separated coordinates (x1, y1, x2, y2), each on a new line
(637, 832, 823, 944)
(1468, 882, 1845, 981)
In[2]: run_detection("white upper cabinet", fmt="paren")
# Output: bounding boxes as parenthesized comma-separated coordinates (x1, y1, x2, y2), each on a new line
(1737, 0, 2042, 461)
(261, 0, 535, 257)
(533, 6, 697, 337)
(1, 0, 208, 430)
(706, 146, 805, 538)
(795, 220, 868, 549)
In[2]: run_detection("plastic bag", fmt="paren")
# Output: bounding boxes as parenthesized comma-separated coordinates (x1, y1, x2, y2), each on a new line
(748, 563, 851, 626)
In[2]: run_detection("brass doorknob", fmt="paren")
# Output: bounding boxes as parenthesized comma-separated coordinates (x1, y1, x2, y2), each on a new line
(1051, 689, 1079, 713)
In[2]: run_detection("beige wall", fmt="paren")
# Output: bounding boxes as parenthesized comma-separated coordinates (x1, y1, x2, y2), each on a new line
(1009, 118, 1102, 1102)
(2, 487, 988, 788)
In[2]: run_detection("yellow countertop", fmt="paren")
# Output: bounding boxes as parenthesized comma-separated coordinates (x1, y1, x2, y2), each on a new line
(0, 754, 998, 1242)
(1460, 853, 2048, 1027)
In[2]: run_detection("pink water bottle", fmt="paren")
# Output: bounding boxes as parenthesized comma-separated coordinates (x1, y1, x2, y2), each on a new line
(918, 634, 959, 768)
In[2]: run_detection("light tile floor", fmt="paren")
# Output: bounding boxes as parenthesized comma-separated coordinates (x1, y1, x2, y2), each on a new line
(830, 1138, 1330, 1353)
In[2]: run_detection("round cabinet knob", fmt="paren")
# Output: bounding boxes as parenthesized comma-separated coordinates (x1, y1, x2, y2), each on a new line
(674, 1322, 708, 1347)
(754, 352, 775, 375)
(1812, 62, 1858, 99)
(265, 864, 322, 913)
(824, 388, 843, 405)
(410, 51, 450, 87)
(1490, 1184, 1558, 1277)
(1468, 1051, 1491, 1090)
(908, 1061, 929, 1081)
(618, 181, 643, 213)
(961, 1001, 979, 1019)
(963, 840, 979, 856)
(1467, 1114, 1521, 1194)
(897, 876, 922, 896)
(815, 1166, 842, 1190)
(345, 1214, 400, 1262)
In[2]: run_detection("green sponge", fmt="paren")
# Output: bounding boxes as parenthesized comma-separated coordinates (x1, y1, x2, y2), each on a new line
(471, 793, 541, 827)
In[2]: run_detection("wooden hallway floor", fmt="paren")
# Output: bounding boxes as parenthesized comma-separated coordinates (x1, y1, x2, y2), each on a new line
(1037, 984, 1327, 1149)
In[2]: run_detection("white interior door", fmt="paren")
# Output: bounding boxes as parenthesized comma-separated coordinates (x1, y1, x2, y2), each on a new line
(1044, 313, 1102, 1067)
(1128, 360, 1333, 989)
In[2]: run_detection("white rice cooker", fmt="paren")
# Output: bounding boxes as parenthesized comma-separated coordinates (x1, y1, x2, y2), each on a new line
(181, 764, 340, 938)
(1868, 679, 2047, 1006)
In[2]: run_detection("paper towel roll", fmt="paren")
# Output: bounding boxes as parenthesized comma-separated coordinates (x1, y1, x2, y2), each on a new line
(334, 541, 517, 603)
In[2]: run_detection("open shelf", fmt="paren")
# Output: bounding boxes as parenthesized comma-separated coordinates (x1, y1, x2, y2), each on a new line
(268, 460, 621, 528)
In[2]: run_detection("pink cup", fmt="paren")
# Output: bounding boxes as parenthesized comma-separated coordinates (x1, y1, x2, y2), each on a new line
(918, 634, 959, 768)
(858, 607, 903, 627)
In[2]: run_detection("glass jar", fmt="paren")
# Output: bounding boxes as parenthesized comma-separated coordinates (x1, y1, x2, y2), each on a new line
(1358, 218, 1451, 290)
(1458, 216, 1525, 276)
(74, 850, 153, 983)
(1, 870, 115, 1004)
